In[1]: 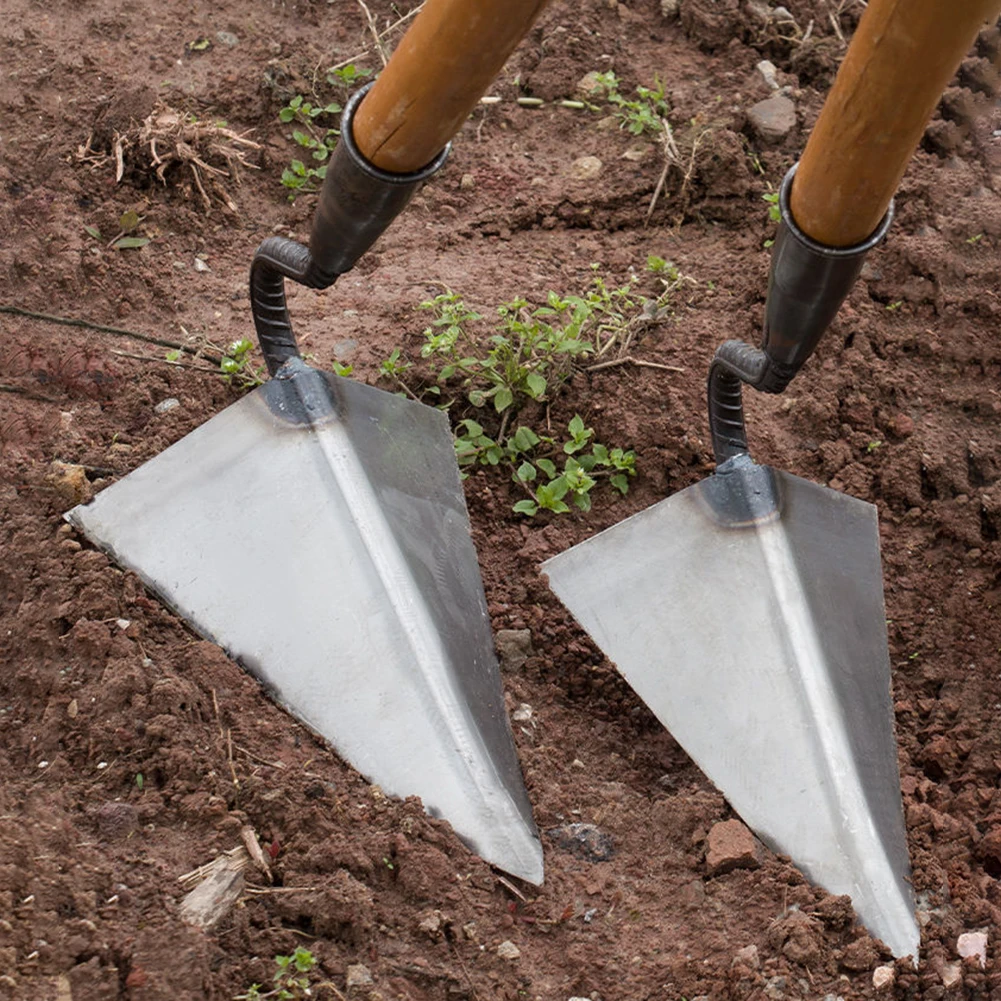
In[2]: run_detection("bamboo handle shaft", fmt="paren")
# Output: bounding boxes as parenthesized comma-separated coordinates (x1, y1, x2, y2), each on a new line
(351, 0, 549, 173)
(791, 0, 1001, 247)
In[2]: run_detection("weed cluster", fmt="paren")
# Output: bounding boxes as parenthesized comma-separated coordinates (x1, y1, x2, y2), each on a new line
(278, 96, 343, 197)
(236, 947, 317, 1000)
(590, 71, 669, 136)
(367, 263, 689, 516)
(277, 64, 373, 198)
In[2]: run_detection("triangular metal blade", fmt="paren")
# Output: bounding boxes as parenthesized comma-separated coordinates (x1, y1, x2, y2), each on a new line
(543, 462, 918, 957)
(68, 364, 542, 884)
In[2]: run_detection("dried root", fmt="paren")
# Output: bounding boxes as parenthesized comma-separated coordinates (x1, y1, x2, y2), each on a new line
(76, 102, 261, 213)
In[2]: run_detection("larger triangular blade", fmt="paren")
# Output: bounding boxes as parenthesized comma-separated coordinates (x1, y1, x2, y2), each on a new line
(543, 463, 917, 957)
(68, 365, 542, 884)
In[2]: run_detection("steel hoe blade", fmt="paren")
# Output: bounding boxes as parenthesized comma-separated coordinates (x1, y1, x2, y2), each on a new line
(543, 459, 918, 958)
(68, 362, 542, 884)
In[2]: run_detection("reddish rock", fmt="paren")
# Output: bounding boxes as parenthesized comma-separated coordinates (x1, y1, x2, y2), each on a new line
(705, 819, 760, 876)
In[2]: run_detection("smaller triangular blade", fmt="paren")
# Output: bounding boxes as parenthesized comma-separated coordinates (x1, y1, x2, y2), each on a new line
(543, 462, 918, 958)
(68, 364, 542, 884)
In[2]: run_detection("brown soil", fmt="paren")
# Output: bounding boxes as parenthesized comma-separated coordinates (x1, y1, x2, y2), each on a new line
(3, 1, 1001, 999)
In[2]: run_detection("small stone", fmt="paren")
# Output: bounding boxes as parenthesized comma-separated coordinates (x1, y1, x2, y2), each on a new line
(705, 819, 760, 875)
(216, 30, 239, 46)
(116, 618, 131, 631)
(346, 964, 374, 996)
(570, 155, 603, 180)
(747, 94, 796, 144)
(511, 703, 533, 723)
(576, 71, 604, 97)
(46, 461, 92, 505)
(154, 398, 180, 414)
(957, 930, 988, 968)
(460, 173, 475, 191)
(940, 962, 962, 989)
(660, 0, 679, 17)
(67, 699, 78, 718)
(872, 965, 895, 990)
(595, 115, 619, 131)
(732, 945, 760, 970)
(756, 60, 779, 90)
(496, 940, 521, 961)
(193, 257, 210, 272)
(462, 921, 477, 941)
(417, 910, 442, 937)
(495, 629, 533, 672)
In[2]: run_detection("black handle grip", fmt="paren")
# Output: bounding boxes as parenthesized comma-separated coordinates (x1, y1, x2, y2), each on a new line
(704, 163, 893, 466)
(249, 84, 449, 377)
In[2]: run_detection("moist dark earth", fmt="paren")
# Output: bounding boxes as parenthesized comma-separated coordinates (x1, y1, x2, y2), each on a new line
(3, 1, 1001, 999)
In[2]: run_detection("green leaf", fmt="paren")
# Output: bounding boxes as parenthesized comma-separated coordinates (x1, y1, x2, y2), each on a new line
(460, 419, 484, 437)
(574, 491, 592, 512)
(84, 225, 102, 240)
(536, 458, 557, 478)
(279, 107, 296, 122)
(493, 387, 514, 412)
(568, 414, 586, 438)
(511, 426, 540, 452)
(468, 389, 486, 407)
(112, 236, 150, 250)
(516, 462, 536, 482)
(525, 371, 547, 398)
(610, 473, 629, 494)
(513, 499, 538, 516)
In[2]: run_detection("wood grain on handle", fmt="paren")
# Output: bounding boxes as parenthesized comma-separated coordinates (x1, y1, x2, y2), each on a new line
(351, 0, 550, 174)
(791, 0, 1001, 247)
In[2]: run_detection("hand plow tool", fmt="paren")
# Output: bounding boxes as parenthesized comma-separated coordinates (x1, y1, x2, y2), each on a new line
(544, 0, 1001, 958)
(66, 0, 552, 885)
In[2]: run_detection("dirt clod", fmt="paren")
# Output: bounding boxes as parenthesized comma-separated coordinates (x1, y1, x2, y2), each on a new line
(705, 819, 759, 875)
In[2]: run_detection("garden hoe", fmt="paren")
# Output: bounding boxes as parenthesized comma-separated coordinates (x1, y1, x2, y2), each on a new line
(544, 0, 1001, 960)
(66, 0, 552, 885)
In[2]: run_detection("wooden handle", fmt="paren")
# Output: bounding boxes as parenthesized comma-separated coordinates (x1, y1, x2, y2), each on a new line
(352, 0, 549, 173)
(791, 0, 1001, 247)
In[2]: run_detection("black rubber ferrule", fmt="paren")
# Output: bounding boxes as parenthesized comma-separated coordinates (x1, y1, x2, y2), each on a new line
(249, 82, 450, 376)
(706, 163, 893, 465)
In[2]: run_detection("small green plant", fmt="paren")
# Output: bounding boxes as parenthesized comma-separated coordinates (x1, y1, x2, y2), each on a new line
(591, 71, 669, 136)
(966, 233, 984, 245)
(761, 190, 781, 248)
(332, 361, 354, 377)
(236, 947, 317, 1001)
(327, 63, 373, 89)
(278, 95, 342, 197)
(762, 191, 781, 223)
(866, 440, 882, 454)
(886, 300, 903, 312)
(220, 338, 265, 388)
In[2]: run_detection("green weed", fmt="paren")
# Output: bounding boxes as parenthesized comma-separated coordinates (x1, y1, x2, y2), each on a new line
(326, 63, 373, 90)
(235, 947, 317, 1000)
(591, 71, 669, 136)
(761, 190, 780, 248)
(370, 266, 692, 516)
(278, 95, 342, 198)
(219, 338, 265, 388)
